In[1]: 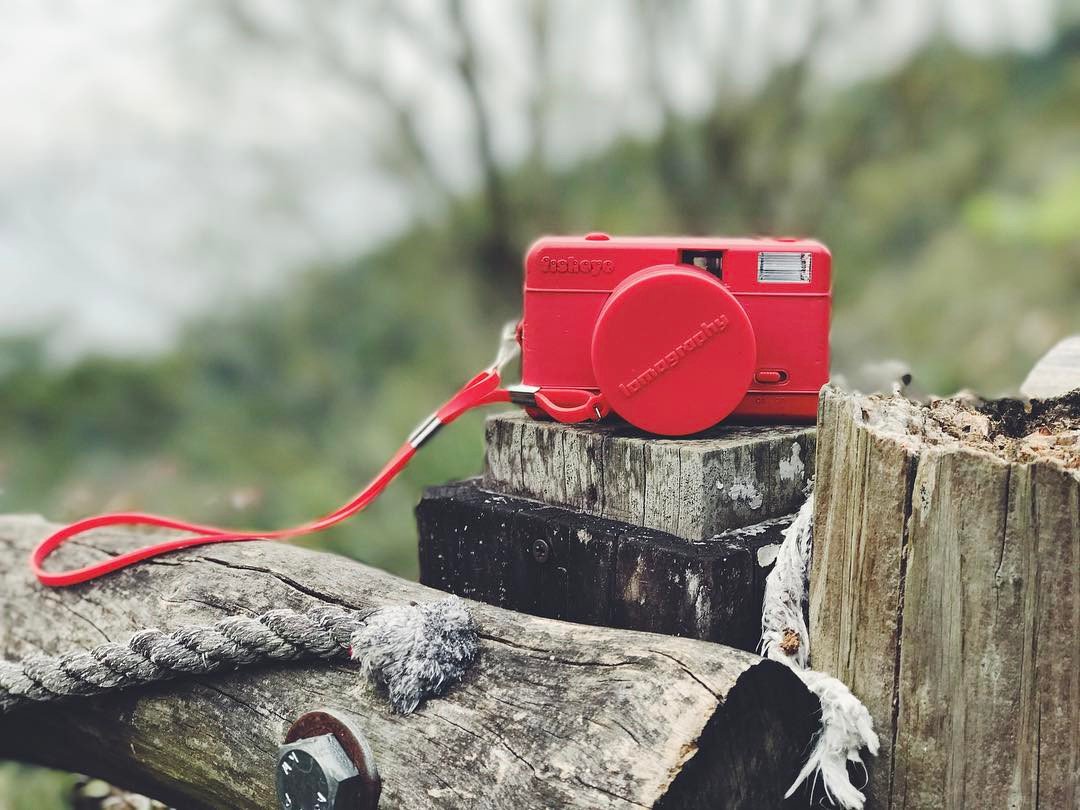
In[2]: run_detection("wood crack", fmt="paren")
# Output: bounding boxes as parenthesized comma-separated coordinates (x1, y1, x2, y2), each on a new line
(887, 452, 917, 809)
(993, 466, 1013, 585)
(477, 632, 636, 668)
(193, 555, 363, 612)
(194, 678, 288, 725)
(640, 442, 648, 526)
(648, 648, 721, 701)
(160, 593, 256, 616)
(39, 593, 112, 644)
(431, 709, 541, 779)
(605, 715, 643, 747)
(572, 775, 649, 808)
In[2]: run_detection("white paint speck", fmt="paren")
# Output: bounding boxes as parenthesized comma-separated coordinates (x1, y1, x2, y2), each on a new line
(686, 570, 711, 633)
(624, 556, 649, 605)
(728, 480, 764, 510)
(778, 442, 805, 482)
(757, 543, 781, 568)
(577, 528, 592, 546)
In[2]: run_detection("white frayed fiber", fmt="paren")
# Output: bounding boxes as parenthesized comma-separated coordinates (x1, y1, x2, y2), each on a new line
(787, 669, 879, 809)
(351, 595, 478, 714)
(760, 495, 814, 668)
(760, 493, 880, 809)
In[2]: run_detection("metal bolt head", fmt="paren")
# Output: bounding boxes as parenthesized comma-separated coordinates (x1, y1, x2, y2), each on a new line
(531, 538, 551, 563)
(277, 735, 359, 810)
(278, 710, 380, 810)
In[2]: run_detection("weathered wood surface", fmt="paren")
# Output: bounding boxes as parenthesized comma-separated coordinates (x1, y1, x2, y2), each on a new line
(1020, 335, 1080, 399)
(483, 412, 814, 540)
(418, 479, 791, 651)
(811, 384, 1079, 809)
(0, 515, 822, 810)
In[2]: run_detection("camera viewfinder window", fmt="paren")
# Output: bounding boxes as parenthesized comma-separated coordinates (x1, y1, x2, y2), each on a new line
(679, 249, 723, 279)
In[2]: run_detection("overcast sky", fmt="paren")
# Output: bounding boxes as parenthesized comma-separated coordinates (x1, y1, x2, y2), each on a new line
(0, 0, 1058, 359)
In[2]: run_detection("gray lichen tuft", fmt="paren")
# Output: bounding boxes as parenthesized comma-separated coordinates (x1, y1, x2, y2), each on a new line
(351, 596, 478, 714)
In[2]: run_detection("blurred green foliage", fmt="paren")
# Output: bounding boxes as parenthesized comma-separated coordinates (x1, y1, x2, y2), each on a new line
(1, 34, 1079, 807)
(2, 38, 1079, 578)
(0, 764, 78, 810)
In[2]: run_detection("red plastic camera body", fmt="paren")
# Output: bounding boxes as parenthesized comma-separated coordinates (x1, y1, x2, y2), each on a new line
(519, 233, 831, 436)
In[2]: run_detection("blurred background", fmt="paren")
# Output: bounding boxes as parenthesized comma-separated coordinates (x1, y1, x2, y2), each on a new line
(1, 0, 1078, 805)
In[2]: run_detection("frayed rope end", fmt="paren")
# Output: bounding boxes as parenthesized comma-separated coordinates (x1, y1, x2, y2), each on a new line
(784, 669, 880, 809)
(350, 596, 478, 714)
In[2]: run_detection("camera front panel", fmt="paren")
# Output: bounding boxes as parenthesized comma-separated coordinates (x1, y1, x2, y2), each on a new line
(521, 235, 831, 431)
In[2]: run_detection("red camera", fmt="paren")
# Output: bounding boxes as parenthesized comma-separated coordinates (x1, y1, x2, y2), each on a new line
(517, 233, 831, 435)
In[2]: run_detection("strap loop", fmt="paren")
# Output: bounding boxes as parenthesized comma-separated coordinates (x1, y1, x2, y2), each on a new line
(533, 388, 611, 423)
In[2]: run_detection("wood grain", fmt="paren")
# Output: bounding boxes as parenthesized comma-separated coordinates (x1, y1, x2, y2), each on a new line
(0, 515, 821, 810)
(418, 479, 792, 651)
(483, 412, 814, 540)
(810, 385, 1079, 810)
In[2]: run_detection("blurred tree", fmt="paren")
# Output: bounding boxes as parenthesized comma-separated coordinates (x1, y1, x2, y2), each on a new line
(217, 0, 453, 207)
(212, 0, 522, 292)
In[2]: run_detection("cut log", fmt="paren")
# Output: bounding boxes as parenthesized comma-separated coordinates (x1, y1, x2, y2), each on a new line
(483, 412, 814, 540)
(810, 384, 1079, 809)
(417, 479, 791, 651)
(0, 515, 821, 810)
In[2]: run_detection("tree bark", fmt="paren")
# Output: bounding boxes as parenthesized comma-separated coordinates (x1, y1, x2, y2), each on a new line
(810, 384, 1079, 809)
(0, 515, 820, 810)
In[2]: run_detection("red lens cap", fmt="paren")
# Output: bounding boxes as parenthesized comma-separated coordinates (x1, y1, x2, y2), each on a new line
(590, 266, 756, 435)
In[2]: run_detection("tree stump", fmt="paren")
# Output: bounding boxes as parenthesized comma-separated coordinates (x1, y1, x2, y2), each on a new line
(418, 413, 815, 650)
(810, 384, 1079, 809)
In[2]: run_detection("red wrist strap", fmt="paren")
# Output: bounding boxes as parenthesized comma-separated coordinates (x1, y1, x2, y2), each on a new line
(533, 388, 610, 423)
(31, 369, 510, 587)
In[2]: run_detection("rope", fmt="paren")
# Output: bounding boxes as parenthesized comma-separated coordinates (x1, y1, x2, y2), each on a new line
(758, 493, 880, 810)
(0, 597, 477, 715)
(759, 491, 814, 668)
